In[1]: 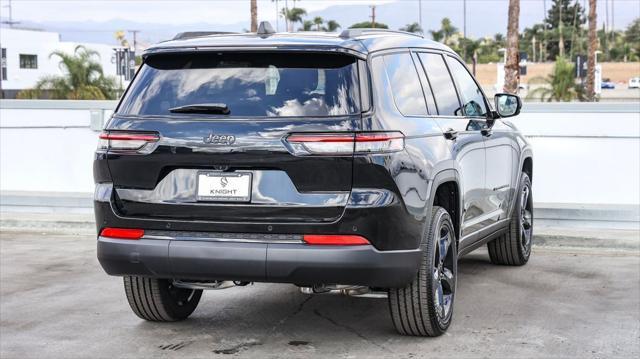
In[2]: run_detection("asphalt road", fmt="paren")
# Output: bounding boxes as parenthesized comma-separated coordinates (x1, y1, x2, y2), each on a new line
(1, 231, 639, 358)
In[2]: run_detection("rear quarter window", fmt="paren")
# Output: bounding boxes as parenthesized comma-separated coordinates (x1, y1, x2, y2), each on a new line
(379, 52, 427, 117)
(117, 52, 361, 118)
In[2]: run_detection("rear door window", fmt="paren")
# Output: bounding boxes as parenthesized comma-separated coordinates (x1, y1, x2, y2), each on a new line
(117, 52, 361, 117)
(381, 52, 428, 116)
(417, 53, 461, 117)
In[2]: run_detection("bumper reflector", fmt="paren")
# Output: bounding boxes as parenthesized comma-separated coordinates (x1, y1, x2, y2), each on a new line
(303, 234, 370, 246)
(100, 227, 144, 240)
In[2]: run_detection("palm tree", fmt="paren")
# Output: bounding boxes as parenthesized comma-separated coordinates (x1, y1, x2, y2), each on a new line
(313, 16, 323, 31)
(400, 22, 423, 34)
(250, 0, 258, 32)
(302, 20, 314, 31)
(586, 0, 597, 101)
(504, 0, 520, 94)
(325, 20, 341, 32)
(430, 18, 458, 45)
(528, 56, 581, 102)
(281, 7, 306, 31)
(18, 45, 117, 100)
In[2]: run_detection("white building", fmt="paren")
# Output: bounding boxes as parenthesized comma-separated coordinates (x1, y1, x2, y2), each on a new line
(0, 27, 124, 98)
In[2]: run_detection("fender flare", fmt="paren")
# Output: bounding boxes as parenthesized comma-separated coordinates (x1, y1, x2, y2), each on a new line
(507, 147, 534, 218)
(425, 169, 463, 243)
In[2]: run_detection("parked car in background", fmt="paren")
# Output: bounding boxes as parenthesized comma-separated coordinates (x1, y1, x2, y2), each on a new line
(93, 23, 534, 337)
(601, 79, 616, 89)
(629, 77, 640, 89)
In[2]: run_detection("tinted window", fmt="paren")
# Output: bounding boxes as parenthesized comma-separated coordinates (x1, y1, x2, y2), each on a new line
(19, 54, 37, 69)
(118, 52, 360, 117)
(447, 57, 488, 118)
(417, 53, 461, 116)
(382, 52, 427, 116)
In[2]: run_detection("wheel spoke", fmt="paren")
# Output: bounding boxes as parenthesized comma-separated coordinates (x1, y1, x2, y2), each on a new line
(521, 186, 529, 209)
(441, 268, 455, 291)
(439, 230, 449, 265)
(434, 281, 444, 317)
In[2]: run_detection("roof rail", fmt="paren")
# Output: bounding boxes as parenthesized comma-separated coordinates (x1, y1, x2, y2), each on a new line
(339, 28, 423, 39)
(172, 31, 237, 40)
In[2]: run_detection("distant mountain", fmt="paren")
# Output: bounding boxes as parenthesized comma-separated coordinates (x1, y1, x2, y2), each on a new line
(2, 0, 638, 49)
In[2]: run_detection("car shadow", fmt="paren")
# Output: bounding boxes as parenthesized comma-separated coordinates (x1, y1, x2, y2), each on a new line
(134, 250, 514, 351)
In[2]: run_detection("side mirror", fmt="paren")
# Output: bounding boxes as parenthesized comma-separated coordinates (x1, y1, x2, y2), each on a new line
(494, 93, 522, 118)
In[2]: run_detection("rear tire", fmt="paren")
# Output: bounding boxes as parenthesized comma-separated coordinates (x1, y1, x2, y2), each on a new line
(388, 206, 457, 337)
(123, 276, 203, 321)
(488, 172, 533, 266)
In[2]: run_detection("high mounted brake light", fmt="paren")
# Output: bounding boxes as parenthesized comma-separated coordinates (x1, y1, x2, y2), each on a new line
(284, 132, 404, 156)
(98, 131, 159, 152)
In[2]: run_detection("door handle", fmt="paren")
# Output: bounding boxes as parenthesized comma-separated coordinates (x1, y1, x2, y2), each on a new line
(443, 128, 458, 140)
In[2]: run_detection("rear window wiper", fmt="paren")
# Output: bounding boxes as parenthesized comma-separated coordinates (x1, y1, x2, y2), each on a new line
(169, 103, 230, 115)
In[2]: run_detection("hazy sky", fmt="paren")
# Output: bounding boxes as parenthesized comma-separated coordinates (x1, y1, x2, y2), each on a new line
(1, 0, 638, 39)
(0, 0, 394, 24)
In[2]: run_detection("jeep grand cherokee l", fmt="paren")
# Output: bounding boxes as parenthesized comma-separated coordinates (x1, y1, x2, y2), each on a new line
(94, 23, 533, 337)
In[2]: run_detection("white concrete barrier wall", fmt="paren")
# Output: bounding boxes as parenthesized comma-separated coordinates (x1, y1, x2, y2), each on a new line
(1, 100, 639, 207)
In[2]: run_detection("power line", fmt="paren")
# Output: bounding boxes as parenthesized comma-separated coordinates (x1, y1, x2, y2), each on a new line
(1, 0, 20, 27)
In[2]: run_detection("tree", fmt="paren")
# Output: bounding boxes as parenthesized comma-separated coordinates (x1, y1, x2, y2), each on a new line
(520, 23, 546, 62)
(302, 20, 313, 31)
(349, 21, 388, 29)
(528, 57, 581, 102)
(114, 31, 129, 48)
(250, 0, 258, 32)
(585, 0, 597, 101)
(281, 7, 306, 31)
(17, 46, 118, 100)
(400, 22, 423, 34)
(325, 20, 341, 32)
(313, 16, 323, 31)
(625, 18, 640, 61)
(504, 0, 520, 94)
(430, 18, 458, 45)
(544, 0, 586, 60)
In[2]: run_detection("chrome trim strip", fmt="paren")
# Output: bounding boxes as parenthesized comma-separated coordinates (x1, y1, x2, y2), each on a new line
(143, 230, 304, 244)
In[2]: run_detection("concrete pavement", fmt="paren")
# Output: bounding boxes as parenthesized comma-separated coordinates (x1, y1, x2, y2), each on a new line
(1, 230, 639, 358)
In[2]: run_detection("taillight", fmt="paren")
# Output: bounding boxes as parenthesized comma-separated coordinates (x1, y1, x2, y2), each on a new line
(284, 132, 404, 156)
(100, 227, 144, 240)
(98, 131, 159, 153)
(303, 234, 370, 246)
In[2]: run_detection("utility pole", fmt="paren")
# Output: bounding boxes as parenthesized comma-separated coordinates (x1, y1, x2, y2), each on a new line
(542, 0, 547, 61)
(284, 0, 289, 32)
(1, 0, 20, 27)
(370, 5, 376, 28)
(418, 0, 422, 31)
(558, 1, 564, 57)
(463, 0, 467, 38)
(274, 0, 279, 32)
(532, 36, 537, 62)
(128, 30, 140, 51)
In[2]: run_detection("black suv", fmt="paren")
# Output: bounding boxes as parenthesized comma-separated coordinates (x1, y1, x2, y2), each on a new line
(94, 24, 533, 337)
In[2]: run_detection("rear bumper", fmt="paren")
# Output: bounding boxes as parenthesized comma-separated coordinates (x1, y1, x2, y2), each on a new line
(97, 237, 422, 288)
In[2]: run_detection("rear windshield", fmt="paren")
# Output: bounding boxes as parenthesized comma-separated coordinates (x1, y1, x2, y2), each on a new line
(117, 52, 361, 117)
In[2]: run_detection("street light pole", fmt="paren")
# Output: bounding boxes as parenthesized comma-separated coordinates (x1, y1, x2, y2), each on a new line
(418, 0, 422, 30)
(463, 0, 467, 38)
(370, 5, 376, 28)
